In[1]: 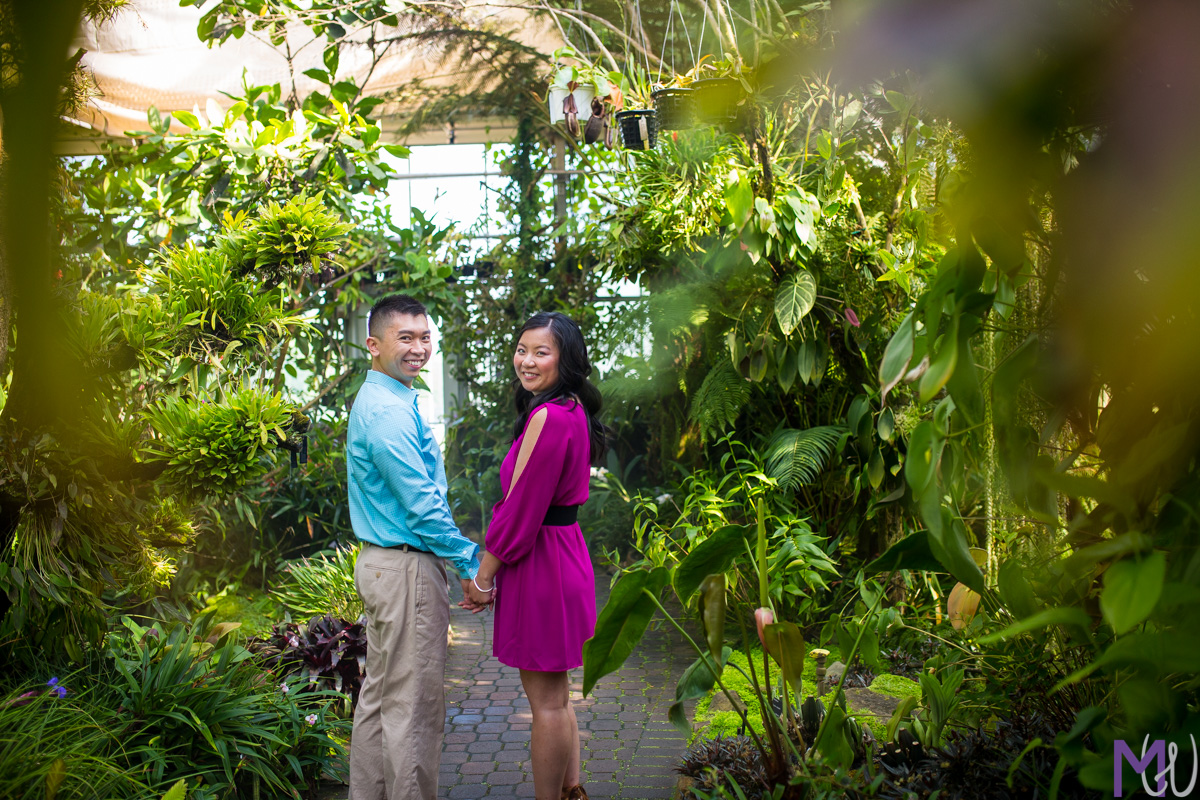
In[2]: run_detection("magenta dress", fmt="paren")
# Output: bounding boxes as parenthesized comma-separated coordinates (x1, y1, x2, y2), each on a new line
(486, 400, 596, 672)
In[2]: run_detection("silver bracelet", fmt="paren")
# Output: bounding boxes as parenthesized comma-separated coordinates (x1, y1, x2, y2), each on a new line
(472, 576, 494, 594)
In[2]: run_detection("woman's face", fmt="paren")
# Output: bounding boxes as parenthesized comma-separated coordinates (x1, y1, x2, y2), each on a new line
(514, 326, 560, 395)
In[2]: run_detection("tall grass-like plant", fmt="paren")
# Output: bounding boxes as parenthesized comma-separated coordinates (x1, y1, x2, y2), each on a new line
(272, 544, 363, 621)
(107, 615, 350, 799)
(0, 678, 145, 800)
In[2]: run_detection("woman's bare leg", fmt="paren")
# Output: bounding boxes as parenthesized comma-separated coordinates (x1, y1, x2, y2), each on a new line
(520, 669, 581, 798)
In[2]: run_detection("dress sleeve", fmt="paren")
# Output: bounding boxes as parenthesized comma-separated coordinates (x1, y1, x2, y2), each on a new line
(485, 406, 569, 564)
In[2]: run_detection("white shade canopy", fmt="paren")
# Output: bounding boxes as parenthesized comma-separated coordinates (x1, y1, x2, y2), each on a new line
(68, 0, 563, 147)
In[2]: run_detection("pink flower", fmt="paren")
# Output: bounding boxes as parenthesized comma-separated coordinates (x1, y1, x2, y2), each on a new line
(754, 607, 774, 648)
(279, 682, 289, 694)
(305, 713, 318, 725)
(844, 308, 861, 327)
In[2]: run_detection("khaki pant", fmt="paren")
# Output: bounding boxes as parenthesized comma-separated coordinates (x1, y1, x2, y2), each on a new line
(350, 545, 450, 800)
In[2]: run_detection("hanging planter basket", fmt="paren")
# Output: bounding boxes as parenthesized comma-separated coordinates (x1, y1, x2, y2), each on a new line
(548, 84, 597, 128)
(652, 87, 696, 130)
(616, 109, 658, 150)
(692, 77, 743, 127)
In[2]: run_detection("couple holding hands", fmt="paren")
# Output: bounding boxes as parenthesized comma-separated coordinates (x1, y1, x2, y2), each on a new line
(346, 294, 602, 800)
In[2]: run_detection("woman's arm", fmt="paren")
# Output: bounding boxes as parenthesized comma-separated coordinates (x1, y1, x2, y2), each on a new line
(467, 550, 505, 605)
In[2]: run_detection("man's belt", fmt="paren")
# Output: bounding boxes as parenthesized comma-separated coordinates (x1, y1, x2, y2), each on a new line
(543, 505, 580, 526)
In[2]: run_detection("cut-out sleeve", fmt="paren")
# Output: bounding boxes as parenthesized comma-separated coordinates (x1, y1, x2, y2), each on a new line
(485, 406, 569, 564)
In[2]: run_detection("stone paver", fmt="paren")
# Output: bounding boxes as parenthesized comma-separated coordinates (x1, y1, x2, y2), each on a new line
(321, 570, 694, 800)
(438, 570, 692, 799)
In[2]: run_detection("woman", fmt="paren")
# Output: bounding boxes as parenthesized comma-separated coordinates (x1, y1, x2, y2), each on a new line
(467, 311, 605, 800)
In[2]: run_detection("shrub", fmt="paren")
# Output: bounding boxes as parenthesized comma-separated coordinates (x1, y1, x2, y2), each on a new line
(272, 545, 362, 621)
(250, 615, 368, 711)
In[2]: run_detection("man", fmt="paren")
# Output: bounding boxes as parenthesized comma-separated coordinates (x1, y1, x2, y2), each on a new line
(346, 294, 484, 800)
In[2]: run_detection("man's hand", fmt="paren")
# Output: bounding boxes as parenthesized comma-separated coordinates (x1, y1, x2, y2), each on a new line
(458, 578, 488, 613)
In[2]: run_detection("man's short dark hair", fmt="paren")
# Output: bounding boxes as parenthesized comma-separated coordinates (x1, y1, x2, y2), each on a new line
(368, 294, 428, 338)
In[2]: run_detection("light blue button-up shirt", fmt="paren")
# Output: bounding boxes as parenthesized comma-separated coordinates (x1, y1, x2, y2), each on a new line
(347, 370, 480, 578)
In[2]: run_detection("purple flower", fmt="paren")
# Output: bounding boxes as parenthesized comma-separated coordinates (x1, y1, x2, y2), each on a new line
(279, 682, 290, 694)
(844, 307, 861, 327)
(46, 678, 66, 699)
(305, 713, 318, 725)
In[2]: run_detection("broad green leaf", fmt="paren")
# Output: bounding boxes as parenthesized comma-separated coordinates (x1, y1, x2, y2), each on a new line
(867, 448, 885, 489)
(174, 110, 201, 130)
(1056, 632, 1200, 690)
(865, 531, 942, 574)
(879, 313, 915, 402)
(749, 349, 768, 382)
(877, 407, 895, 442)
(904, 421, 942, 495)
(923, 503, 986, 594)
(774, 271, 817, 336)
(978, 606, 1093, 645)
(161, 780, 188, 800)
(1100, 551, 1166, 634)
(997, 558, 1040, 620)
(777, 343, 797, 392)
(814, 705, 855, 768)
(699, 575, 727, 663)
(796, 341, 815, 386)
(674, 527, 752, 605)
(919, 311, 959, 403)
(724, 168, 753, 230)
(886, 696, 918, 742)
(668, 647, 731, 733)
(582, 567, 669, 696)
(762, 621, 806, 697)
(944, 317, 984, 425)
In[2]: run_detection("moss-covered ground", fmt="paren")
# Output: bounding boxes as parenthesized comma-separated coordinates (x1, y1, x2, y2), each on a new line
(691, 645, 921, 742)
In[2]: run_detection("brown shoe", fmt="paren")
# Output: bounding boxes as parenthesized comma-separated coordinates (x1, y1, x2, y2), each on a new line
(561, 787, 589, 800)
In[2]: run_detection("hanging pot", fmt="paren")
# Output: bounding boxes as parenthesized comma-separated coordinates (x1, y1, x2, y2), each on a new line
(548, 84, 597, 130)
(651, 87, 696, 130)
(616, 109, 657, 150)
(692, 77, 743, 126)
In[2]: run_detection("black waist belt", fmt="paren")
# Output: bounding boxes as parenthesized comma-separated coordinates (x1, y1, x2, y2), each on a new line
(543, 505, 580, 526)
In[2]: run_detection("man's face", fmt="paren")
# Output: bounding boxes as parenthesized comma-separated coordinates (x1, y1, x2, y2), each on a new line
(366, 312, 431, 387)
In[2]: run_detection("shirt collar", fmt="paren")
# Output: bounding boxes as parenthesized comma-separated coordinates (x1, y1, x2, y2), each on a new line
(365, 369, 416, 401)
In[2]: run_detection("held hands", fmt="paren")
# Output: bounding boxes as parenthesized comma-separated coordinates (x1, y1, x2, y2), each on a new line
(458, 579, 486, 613)
(466, 574, 495, 609)
(458, 576, 495, 613)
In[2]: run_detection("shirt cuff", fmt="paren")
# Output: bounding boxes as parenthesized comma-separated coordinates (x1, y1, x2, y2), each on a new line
(450, 551, 481, 580)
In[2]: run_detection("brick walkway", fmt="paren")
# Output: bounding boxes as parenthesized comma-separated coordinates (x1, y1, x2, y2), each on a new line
(438, 570, 693, 799)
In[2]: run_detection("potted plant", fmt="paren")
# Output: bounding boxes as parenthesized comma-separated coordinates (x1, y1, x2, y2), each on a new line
(547, 46, 626, 144)
(616, 81, 657, 150)
(689, 56, 749, 127)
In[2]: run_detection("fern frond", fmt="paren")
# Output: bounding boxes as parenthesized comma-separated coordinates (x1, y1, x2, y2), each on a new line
(689, 362, 751, 442)
(765, 426, 844, 490)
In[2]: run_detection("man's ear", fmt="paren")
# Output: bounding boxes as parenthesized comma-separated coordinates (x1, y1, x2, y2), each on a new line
(365, 335, 380, 357)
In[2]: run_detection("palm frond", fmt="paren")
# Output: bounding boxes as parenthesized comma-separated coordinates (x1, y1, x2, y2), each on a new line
(765, 426, 845, 490)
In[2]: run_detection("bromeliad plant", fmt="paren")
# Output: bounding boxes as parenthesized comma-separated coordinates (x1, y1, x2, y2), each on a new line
(583, 498, 880, 797)
(250, 614, 367, 711)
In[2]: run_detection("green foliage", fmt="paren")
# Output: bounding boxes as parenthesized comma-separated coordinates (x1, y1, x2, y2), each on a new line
(143, 388, 306, 498)
(689, 362, 752, 443)
(763, 426, 843, 491)
(138, 243, 310, 371)
(106, 615, 350, 798)
(0, 679, 145, 799)
(217, 194, 353, 283)
(203, 586, 280, 639)
(272, 545, 363, 621)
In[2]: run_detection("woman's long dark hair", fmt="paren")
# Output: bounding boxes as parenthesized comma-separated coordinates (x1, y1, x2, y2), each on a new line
(511, 312, 608, 463)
